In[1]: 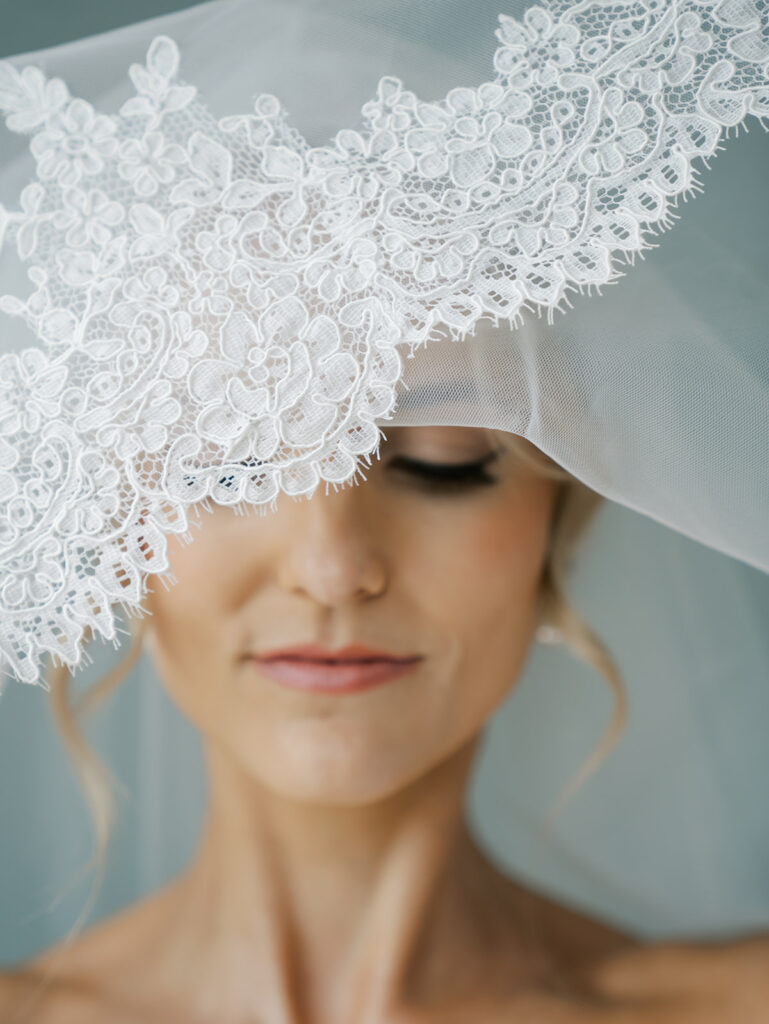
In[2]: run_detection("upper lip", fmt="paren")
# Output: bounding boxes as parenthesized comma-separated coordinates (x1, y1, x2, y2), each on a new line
(252, 644, 420, 663)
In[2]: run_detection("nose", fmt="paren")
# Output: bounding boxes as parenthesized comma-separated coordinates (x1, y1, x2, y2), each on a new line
(275, 480, 388, 607)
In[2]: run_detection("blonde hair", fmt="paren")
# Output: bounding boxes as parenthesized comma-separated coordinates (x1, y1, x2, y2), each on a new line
(487, 430, 627, 825)
(36, 435, 625, 983)
(14, 618, 147, 1021)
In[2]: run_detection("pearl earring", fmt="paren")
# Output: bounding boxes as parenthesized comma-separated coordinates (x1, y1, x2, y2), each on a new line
(535, 623, 563, 645)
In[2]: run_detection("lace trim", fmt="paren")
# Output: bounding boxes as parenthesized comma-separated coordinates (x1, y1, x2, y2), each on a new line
(0, 0, 767, 683)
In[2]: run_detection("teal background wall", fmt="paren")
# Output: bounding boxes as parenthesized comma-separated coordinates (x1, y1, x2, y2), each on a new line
(0, 0, 199, 58)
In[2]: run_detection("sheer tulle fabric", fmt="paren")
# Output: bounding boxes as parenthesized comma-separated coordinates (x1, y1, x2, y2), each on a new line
(0, 0, 767, 683)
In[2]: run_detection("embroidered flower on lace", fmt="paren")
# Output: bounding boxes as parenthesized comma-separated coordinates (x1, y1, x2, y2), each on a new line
(53, 187, 125, 249)
(30, 98, 117, 186)
(118, 130, 187, 196)
(495, 7, 580, 86)
(0, 349, 68, 437)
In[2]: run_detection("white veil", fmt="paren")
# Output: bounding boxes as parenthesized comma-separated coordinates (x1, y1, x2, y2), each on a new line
(1, 0, 768, 964)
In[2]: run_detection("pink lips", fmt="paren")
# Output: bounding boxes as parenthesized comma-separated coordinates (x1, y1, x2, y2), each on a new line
(247, 644, 422, 695)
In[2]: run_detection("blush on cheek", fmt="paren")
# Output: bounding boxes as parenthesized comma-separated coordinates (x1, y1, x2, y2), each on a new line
(471, 517, 518, 568)
(470, 506, 547, 574)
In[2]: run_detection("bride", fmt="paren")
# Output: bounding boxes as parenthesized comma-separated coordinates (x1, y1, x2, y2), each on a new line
(1, 0, 768, 1016)
(2, 424, 767, 1023)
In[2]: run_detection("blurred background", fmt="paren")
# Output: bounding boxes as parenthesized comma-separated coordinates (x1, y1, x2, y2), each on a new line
(0, 0, 200, 57)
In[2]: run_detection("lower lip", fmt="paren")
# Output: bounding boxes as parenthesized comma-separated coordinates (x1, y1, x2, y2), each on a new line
(247, 658, 421, 694)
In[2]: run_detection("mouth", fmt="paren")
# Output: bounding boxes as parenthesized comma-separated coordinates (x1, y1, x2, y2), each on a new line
(245, 644, 423, 694)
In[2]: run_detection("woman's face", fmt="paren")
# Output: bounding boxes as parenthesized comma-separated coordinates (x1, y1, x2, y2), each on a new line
(143, 427, 559, 804)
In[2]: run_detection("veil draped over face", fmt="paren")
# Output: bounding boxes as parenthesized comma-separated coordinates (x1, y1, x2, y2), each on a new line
(0, 0, 768, 963)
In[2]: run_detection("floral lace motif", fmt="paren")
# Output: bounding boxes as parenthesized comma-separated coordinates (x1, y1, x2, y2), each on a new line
(0, 0, 767, 684)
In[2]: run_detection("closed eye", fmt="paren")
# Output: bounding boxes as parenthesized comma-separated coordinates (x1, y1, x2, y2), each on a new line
(387, 452, 499, 489)
(209, 453, 501, 490)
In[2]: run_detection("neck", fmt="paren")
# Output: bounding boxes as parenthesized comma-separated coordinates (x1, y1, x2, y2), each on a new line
(154, 735, 525, 1024)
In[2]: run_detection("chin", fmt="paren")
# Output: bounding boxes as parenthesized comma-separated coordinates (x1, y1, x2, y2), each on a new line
(237, 721, 433, 805)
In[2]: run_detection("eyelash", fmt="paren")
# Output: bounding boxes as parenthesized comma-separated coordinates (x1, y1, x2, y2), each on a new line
(388, 452, 499, 490)
(220, 453, 501, 491)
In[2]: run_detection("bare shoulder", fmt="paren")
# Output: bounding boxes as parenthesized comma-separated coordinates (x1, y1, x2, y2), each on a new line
(0, 970, 23, 1020)
(508, 879, 638, 973)
(505, 878, 769, 1020)
(0, 964, 120, 1024)
(582, 933, 769, 1021)
(0, 967, 72, 1024)
(0, 882, 183, 1023)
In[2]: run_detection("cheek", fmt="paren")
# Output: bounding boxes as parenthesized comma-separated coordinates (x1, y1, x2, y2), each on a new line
(143, 516, 246, 714)
(152, 506, 258, 616)
(397, 483, 553, 722)
(405, 484, 551, 623)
